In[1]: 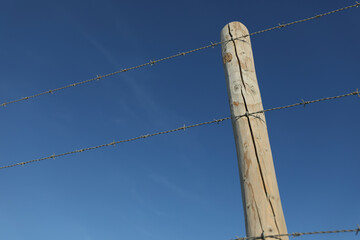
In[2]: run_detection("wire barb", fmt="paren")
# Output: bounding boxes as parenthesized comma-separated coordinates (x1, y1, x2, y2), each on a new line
(233, 226, 360, 240)
(355, 88, 360, 98)
(301, 99, 309, 108)
(291, 232, 303, 237)
(1, 3, 359, 109)
(0, 90, 358, 170)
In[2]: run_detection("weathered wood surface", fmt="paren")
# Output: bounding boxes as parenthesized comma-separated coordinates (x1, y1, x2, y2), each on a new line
(220, 22, 288, 239)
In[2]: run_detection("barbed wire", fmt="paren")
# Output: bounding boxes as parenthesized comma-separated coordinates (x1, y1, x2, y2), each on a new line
(0, 89, 358, 170)
(1, 2, 359, 109)
(233, 225, 360, 240)
(247, 89, 360, 117)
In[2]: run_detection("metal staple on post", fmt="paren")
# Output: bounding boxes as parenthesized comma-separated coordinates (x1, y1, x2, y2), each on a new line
(0, 90, 358, 170)
(0, 3, 359, 109)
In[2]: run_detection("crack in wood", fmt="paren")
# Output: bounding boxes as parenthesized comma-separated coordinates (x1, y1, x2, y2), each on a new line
(227, 23, 283, 238)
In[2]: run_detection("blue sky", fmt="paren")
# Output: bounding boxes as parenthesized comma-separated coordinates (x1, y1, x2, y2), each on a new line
(0, 0, 359, 240)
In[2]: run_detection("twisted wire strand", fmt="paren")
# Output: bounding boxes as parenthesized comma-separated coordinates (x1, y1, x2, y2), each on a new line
(250, 90, 360, 116)
(247, 2, 360, 37)
(0, 89, 358, 170)
(1, 2, 359, 109)
(235, 226, 360, 240)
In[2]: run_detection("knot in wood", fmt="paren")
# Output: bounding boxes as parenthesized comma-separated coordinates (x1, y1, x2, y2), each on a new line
(223, 52, 232, 64)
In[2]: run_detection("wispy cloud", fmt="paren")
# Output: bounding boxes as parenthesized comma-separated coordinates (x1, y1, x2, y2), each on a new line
(147, 174, 204, 204)
(75, 23, 170, 125)
(131, 188, 168, 217)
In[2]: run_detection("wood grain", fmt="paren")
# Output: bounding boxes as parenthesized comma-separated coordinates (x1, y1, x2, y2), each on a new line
(221, 22, 288, 239)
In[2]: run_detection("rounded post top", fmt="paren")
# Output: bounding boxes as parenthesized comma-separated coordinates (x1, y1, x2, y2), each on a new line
(221, 21, 249, 35)
(220, 21, 250, 43)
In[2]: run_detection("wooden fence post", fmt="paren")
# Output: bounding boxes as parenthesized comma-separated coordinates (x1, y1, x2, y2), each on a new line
(220, 22, 288, 239)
